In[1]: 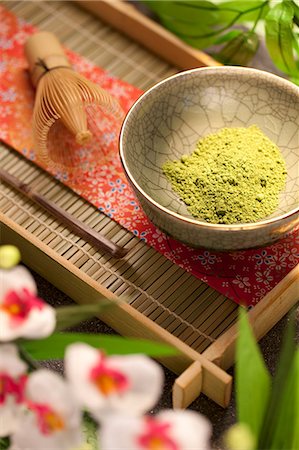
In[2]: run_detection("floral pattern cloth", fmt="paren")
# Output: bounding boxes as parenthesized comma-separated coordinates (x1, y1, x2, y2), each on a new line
(0, 6, 298, 307)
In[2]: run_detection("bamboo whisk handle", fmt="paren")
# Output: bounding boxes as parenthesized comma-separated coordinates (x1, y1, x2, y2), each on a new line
(25, 31, 72, 87)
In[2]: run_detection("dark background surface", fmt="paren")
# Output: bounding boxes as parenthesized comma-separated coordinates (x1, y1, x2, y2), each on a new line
(32, 269, 298, 448)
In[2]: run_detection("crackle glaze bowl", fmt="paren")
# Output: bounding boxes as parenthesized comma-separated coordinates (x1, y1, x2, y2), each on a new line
(119, 67, 299, 251)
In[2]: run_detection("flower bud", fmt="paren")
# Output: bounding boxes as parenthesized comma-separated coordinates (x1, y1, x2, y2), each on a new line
(0, 245, 21, 269)
(224, 423, 256, 450)
(217, 31, 259, 66)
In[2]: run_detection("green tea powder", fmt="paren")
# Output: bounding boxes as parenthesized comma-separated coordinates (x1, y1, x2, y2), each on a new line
(162, 125, 287, 224)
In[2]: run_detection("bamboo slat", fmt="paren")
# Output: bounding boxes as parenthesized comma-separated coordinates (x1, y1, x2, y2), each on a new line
(1, 214, 232, 408)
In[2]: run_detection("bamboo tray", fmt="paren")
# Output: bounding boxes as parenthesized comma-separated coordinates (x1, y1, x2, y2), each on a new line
(1, 0, 298, 409)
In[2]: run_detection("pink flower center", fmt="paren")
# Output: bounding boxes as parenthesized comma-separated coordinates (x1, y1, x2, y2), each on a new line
(137, 418, 179, 450)
(1, 288, 44, 324)
(29, 403, 65, 435)
(0, 373, 27, 404)
(89, 354, 129, 396)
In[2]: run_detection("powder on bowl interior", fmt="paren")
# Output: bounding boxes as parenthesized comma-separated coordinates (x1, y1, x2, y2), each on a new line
(162, 125, 287, 224)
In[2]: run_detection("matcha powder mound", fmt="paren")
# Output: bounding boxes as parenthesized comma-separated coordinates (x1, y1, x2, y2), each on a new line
(162, 125, 287, 224)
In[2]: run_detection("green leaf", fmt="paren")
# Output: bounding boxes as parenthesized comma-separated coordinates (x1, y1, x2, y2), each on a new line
(0, 438, 9, 450)
(142, 1, 222, 49)
(290, 75, 299, 85)
(292, 0, 299, 26)
(214, 29, 243, 45)
(217, 1, 269, 24)
(292, 31, 299, 57)
(159, 17, 219, 49)
(143, 1, 220, 25)
(236, 309, 271, 439)
(159, 16, 216, 38)
(291, 351, 299, 450)
(217, 0, 265, 13)
(143, 0, 269, 51)
(270, 349, 299, 450)
(83, 413, 98, 450)
(259, 310, 298, 450)
(55, 301, 117, 332)
(22, 332, 177, 360)
(265, 1, 298, 75)
(216, 31, 259, 65)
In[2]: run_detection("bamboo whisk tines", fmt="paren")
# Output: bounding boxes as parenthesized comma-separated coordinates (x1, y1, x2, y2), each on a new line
(25, 32, 124, 170)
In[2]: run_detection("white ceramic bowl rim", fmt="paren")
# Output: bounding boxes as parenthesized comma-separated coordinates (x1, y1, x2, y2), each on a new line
(119, 66, 299, 231)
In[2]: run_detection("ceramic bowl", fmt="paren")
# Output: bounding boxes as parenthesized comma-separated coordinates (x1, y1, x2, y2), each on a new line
(119, 67, 299, 251)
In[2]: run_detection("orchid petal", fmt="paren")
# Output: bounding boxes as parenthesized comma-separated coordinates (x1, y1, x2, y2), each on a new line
(0, 398, 24, 438)
(11, 416, 83, 450)
(100, 415, 142, 450)
(0, 305, 56, 341)
(65, 343, 163, 419)
(26, 370, 81, 426)
(0, 344, 27, 437)
(100, 411, 212, 450)
(0, 266, 37, 300)
(11, 370, 83, 450)
(0, 344, 27, 375)
(157, 410, 212, 450)
(0, 266, 56, 341)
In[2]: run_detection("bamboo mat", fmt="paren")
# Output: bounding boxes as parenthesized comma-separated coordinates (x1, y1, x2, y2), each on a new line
(0, 0, 238, 355)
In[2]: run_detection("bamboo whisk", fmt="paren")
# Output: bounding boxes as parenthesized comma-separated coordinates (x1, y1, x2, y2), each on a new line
(25, 32, 124, 168)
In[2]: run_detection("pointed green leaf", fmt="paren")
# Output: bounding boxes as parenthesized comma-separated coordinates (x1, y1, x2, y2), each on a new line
(236, 309, 271, 439)
(258, 310, 298, 450)
(55, 301, 117, 332)
(270, 349, 299, 449)
(258, 310, 296, 448)
(291, 350, 299, 450)
(22, 332, 177, 360)
(265, 1, 298, 75)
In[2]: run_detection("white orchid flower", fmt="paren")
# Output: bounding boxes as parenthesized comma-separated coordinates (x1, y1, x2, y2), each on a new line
(0, 265, 56, 341)
(100, 410, 212, 450)
(0, 265, 36, 299)
(0, 344, 28, 437)
(65, 343, 164, 420)
(10, 369, 83, 450)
